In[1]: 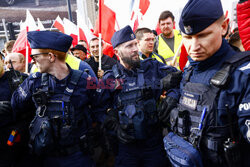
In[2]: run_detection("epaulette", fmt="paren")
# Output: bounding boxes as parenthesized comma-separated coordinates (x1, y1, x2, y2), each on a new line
(29, 72, 41, 79)
(238, 61, 250, 75)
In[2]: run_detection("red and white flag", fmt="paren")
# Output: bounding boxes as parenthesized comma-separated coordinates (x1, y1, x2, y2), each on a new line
(37, 18, 45, 31)
(12, 10, 38, 67)
(52, 15, 64, 33)
(63, 18, 78, 46)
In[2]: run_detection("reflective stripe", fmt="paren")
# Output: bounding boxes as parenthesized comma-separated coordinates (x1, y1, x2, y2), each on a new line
(158, 30, 182, 63)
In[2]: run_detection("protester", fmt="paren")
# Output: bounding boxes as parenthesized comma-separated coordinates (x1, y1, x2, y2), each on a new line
(154, 10, 182, 68)
(11, 31, 102, 167)
(4, 52, 26, 73)
(70, 44, 87, 61)
(100, 25, 181, 167)
(2, 40, 15, 57)
(135, 27, 166, 64)
(86, 37, 116, 79)
(161, 0, 250, 166)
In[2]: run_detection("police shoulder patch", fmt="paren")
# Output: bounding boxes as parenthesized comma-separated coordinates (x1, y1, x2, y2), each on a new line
(245, 120, 250, 142)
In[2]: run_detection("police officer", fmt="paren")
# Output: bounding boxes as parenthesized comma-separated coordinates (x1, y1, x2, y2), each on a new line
(11, 31, 102, 167)
(0, 55, 33, 166)
(99, 25, 181, 167)
(164, 0, 250, 166)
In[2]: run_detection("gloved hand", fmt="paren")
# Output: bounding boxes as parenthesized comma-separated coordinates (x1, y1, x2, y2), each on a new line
(116, 124, 135, 144)
(157, 96, 178, 126)
(0, 102, 12, 115)
(103, 108, 135, 144)
(103, 108, 119, 131)
(161, 71, 182, 90)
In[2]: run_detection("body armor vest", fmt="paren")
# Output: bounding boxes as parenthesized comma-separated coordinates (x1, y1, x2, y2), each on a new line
(29, 70, 85, 155)
(113, 64, 158, 140)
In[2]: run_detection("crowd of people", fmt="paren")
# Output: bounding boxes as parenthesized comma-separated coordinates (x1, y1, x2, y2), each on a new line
(0, 0, 249, 167)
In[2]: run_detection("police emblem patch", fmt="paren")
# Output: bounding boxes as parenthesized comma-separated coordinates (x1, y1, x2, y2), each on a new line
(246, 120, 250, 142)
(184, 25, 192, 34)
(130, 33, 135, 39)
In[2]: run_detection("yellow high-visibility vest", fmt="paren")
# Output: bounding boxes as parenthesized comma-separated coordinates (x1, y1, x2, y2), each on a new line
(158, 30, 182, 65)
(30, 54, 81, 73)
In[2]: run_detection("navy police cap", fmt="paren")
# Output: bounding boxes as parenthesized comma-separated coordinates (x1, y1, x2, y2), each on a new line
(179, 0, 224, 35)
(27, 31, 73, 53)
(111, 25, 136, 48)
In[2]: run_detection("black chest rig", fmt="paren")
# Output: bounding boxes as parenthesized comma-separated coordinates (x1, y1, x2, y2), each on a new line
(113, 64, 158, 140)
(29, 70, 84, 155)
(170, 51, 250, 151)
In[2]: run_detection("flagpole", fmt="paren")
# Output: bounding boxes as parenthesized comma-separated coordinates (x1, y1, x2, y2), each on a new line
(25, 26, 29, 73)
(98, 0, 102, 71)
(171, 39, 183, 66)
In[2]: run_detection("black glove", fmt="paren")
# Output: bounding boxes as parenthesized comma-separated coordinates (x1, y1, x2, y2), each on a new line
(0, 102, 12, 115)
(161, 71, 182, 90)
(103, 108, 135, 144)
(158, 96, 178, 126)
(116, 124, 135, 144)
(103, 108, 119, 131)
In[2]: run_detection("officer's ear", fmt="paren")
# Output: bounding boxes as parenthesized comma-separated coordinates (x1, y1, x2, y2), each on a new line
(48, 52, 56, 63)
(221, 17, 229, 37)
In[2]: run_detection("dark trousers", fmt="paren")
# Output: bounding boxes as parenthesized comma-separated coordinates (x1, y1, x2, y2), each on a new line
(115, 142, 168, 167)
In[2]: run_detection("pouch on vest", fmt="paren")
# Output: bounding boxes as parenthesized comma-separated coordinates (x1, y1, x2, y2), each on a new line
(164, 132, 203, 167)
(29, 116, 54, 155)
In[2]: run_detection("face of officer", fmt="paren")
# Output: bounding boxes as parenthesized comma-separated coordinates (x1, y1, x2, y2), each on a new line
(4, 53, 25, 73)
(182, 16, 228, 62)
(72, 49, 86, 61)
(30, 49, 55, 73)
(115, 39, 140, 70)
(89, 39, 102, 59)
(159, 17, 175, 38)
(137, 32, 155, 56)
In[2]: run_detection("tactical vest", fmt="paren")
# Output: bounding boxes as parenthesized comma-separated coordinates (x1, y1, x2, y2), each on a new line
(170, 52, 250, 165)
(29, 70, 87, 155)
(112, 64, 158, 140)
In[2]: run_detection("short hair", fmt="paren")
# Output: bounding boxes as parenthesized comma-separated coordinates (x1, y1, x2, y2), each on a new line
(8, 52, 25, 62)
(158, 10, 175, 23)
(229, 31, 241, 45)
(89, 37, 103, 46)
(4, 40, 15, 53)
(79, 40, 87, 43)
(135, 28, 153, 40)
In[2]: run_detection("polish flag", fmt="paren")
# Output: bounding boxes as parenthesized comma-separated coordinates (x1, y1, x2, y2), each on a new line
(130, 0, 150, 31)
(52, 15, 64, 33)
(93, 0, 116, 43)
(12, 10, 38, 68)
(63, 18, 78, 46)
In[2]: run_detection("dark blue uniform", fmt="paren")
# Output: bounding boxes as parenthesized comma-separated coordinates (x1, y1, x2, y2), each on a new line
(0, 71, 34, 167)
(98, 59, 179, 167)
(174, 39, 250, 166)
(11, 66, 103, 167)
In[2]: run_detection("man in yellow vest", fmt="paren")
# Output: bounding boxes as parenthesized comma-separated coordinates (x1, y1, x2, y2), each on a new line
(135, 27, 166, 64)
(154, 10, 182, 68)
